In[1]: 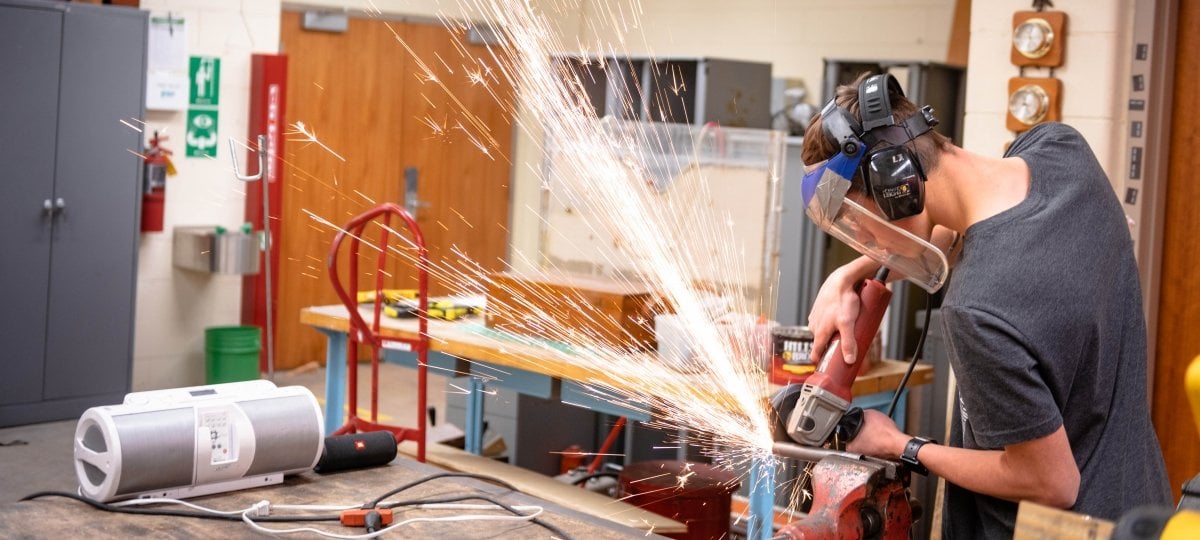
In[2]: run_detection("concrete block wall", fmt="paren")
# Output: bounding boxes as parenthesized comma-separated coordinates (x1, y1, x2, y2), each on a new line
(132, 0, 280, 390)
(962, 0, 1132, 193)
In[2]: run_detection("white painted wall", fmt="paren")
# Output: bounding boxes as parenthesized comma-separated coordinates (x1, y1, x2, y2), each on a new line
(132, 0, 281, 391)
(962, 0, 1131, 192)
(570, 1, 954, 81)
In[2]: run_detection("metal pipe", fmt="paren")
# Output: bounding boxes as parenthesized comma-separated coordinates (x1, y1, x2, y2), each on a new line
(259, 135, 275, 380)
(771, 441, 863, 463)
(228, 135, 275, 380)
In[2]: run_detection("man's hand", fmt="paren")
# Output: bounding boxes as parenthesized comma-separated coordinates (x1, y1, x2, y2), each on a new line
(845, 409, 908, 460)
(808, 258, 878, 365)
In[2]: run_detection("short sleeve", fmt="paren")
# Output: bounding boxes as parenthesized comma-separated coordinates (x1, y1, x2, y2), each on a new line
(941, 306, 1062, 448)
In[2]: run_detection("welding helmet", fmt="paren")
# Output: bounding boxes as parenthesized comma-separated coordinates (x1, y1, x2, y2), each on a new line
(800, 75, 949, 292)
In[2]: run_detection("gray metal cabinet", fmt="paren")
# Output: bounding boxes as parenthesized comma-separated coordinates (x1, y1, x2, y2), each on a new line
(0, 0, 146, 427)
(555, 56, 774, 129)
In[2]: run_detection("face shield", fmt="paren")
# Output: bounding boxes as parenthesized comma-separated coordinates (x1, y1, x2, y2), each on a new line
(801, 147, 949, 293)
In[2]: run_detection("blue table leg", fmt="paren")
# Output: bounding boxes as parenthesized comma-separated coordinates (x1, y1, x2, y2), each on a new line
(318, 328, 348, 435)
(748, 455, 776, 540)
(464, 377, 485, 454)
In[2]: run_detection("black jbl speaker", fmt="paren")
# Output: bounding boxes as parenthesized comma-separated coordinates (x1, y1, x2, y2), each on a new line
(313, 431, 398, 474)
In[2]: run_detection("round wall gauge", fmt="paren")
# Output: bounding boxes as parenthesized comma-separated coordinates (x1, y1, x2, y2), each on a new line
(1013, 17, 1055, 59)
(1008, 84, 1050, 125)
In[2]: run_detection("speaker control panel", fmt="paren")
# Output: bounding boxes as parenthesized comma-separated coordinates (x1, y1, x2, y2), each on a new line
(201, 409, 236, 464)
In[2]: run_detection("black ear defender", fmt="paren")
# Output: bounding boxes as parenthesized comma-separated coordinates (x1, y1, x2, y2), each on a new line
(865, 144, 928, 221)
(824, 73, 941, 221)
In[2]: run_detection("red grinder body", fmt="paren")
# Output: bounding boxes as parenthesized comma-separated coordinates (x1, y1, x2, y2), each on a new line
(784, 275, 892, 447)
(804, 277, 891, 403)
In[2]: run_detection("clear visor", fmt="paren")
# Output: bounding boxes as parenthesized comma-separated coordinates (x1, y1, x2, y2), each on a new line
(801, 151, 949, 293)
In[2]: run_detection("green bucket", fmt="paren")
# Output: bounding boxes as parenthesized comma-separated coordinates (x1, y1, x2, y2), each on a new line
(205, 326, 261, 384)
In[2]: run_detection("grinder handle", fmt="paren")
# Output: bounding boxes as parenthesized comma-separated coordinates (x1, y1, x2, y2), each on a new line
(805, 277, 893, 403)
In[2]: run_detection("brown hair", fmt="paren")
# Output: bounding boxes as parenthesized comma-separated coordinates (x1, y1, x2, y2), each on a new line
(801, 72, 951, 187)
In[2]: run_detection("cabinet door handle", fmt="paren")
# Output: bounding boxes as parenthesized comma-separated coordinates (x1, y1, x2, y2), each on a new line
(43, 198, 65, 217)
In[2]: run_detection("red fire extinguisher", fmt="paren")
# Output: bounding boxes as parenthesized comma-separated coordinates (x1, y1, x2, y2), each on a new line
(142, 131, 176, 233)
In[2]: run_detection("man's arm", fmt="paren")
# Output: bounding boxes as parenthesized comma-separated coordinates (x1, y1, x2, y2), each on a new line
(848, 409, 1080, 508)
(808, 225, 961, 364)
(807, 255, 879, 364)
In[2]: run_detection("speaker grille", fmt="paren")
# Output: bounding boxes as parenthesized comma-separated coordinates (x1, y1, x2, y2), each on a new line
(241, 396, 321, 475)
(82, 424, 107, 453)
(113, 408, 195, 495)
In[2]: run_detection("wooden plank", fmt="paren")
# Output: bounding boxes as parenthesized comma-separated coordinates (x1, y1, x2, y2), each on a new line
(400, 441, 686, 534)
(945, 0, 971, 67)
(1154, 0, 1200, 503)
(1013, 501, 1113, 540)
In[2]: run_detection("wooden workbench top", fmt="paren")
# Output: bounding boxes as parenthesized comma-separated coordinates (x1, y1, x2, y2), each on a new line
(0, 455, 671, 538)
(300, 304, 934, 399)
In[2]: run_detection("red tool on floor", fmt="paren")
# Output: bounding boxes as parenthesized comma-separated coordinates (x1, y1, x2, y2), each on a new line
(327, 203, 430, 462)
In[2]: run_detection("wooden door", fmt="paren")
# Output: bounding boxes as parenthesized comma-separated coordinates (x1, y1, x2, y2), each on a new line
(276, 12, 513, 369)
(399, 22, 515, 295)
(1154, 0, 1200, 503)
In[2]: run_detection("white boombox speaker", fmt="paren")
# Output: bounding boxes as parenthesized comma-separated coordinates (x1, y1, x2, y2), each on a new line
(73, 380, 324, 502)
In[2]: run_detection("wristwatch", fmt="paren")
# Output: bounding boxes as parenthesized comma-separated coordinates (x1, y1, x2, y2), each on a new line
(900, 436, 936, 476)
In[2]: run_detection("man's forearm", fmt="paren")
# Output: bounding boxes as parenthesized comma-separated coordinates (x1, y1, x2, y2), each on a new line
(883, 427, 1079, 509)
(839, 254, 882, 283)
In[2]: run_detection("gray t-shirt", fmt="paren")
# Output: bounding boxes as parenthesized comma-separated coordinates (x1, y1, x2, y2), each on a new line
(939, 122, 1170, 539)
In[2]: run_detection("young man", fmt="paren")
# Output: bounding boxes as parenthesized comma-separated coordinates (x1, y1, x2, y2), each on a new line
(800, 73, 1170, 538)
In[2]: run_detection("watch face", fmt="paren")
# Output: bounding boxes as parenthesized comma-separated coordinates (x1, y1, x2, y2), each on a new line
(1009, 85, 1049, 125)
(1013, 18, 1054, 58)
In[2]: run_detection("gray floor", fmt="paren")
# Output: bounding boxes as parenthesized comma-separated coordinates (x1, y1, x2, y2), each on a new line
(0, 363, 447, 504)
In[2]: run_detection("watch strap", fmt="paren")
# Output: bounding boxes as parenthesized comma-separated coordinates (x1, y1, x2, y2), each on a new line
(901, 436, 936, 476)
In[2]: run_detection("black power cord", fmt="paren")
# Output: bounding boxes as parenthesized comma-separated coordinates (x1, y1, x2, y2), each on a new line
(363, 510, 384, 533)
(363, 472, 518, 509)
(885, 290, 935, 419)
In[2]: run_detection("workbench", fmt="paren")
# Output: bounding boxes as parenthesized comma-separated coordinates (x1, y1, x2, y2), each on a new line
(301, 303, 934, 539)
(0, 453, 675, 538)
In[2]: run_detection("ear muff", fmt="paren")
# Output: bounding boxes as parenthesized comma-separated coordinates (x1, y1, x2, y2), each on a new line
(816, 73, 939, 221)
(864, 144, 926, 221)
(856, 73, 929, 220)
